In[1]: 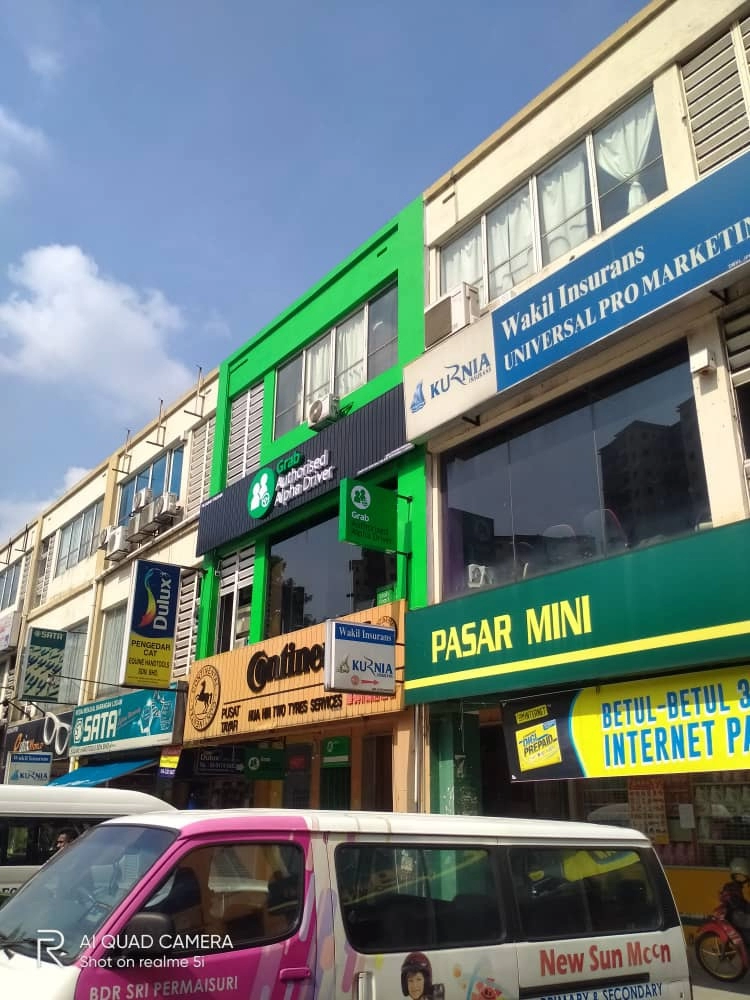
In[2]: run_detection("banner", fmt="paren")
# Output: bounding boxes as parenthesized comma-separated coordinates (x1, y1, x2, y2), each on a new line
(503, 663, 750, 781)
(338, 478, 399, 553)
(120, 559, 181, 689)
(5, 752, 52, 785)
(22, 628, 67, 701)
(324, 618, 396, 695)
(70, 687, 178, 756)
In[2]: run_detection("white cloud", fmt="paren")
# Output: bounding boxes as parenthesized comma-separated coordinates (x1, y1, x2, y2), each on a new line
(0, 465, 89, 542)
(26, 45, 64, 82)
(0, 245, 194, 419)
(0, 105, 48, 201)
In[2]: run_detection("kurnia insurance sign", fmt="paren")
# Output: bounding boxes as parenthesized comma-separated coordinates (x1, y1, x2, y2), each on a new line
(183, 601, 406, 743)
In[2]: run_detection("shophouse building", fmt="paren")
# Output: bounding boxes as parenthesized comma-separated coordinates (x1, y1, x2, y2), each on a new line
(403, 0, 750, 921)
(182, 201, 427, 812)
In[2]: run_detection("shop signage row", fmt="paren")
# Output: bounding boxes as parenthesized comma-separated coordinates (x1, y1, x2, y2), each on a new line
(196, 385, 407, 555)
(404, 148, 750, 441)
(405, 519, 750, 704)
(3, 709, 73, 759)
(503, 662, 750, 782)
(70, 687, 179, 757)
(184, 601, 405, 743)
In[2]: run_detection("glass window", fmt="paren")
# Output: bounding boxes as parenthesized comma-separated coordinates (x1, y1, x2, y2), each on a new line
(150, 453, 168, 497)
(335, 309, 366, 397)
(594, 92, 666, 230)
(169, 446, 184, 494)
(443, 348, 709, 598)
(119, 479, 136, 527)
(304, 333, 332, 417)
(336, 843, 502, 952)
(538, 143, 593, 265)
(738, 382, 750, 457)
(367, 287, 398, 381)
(441, 222, 483, 300)
(140, 841, 303, 952)
(487, 186, 536, 299)
(275, 355, 303, 437)
(510, 845, 661, 938)
(55, 501, 103, 576)
(0, 561, 20, 611)
(266, 513, 397, 637)
(135, 468, 150, 491)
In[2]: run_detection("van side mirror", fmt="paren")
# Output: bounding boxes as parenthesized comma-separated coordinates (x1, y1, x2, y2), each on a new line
(120, 911, 176, 956)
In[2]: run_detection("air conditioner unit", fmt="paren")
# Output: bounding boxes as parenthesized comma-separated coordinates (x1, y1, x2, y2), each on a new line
(155, 492, 179, 523)
(98, 525, 114, 550)
(467, 564, 495, 589)
(132, 487, 153, 512)
(105, 525, 131, 561)
(424, 282, 480, 348)
(307, 393, 340, 430)
(127, 511, 149, 543)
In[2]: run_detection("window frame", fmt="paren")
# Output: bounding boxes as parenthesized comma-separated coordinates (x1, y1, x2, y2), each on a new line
(273, 284, 398, 439)
(54, 500, 103, 577)
(439, 89, 665, 304)
(117, 446, 185, 526)
(0, 560, 20, 611)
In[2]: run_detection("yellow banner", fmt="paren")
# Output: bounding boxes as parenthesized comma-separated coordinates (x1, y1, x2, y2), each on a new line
(571, 663, 750, 776)
(122, 634, 174, 688)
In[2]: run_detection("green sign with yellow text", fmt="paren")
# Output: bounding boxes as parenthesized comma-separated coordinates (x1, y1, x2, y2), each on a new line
(339, 478, 398, 553)
(405, 519, 750, 705)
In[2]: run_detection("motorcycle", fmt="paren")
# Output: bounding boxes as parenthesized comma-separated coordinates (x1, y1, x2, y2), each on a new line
(694, 884, 750, 982)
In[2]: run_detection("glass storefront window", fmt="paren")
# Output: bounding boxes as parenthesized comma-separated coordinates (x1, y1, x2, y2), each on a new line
(265, 512, 397, 638)
(442, 346, 709, 598)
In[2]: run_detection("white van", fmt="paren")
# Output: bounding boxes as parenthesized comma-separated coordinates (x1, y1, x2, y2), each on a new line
(0, 785, 173, 899)
(0, 809, 690, 1000)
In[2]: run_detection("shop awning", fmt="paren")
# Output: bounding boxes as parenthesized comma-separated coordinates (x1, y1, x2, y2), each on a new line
(48, 758, 156, 787)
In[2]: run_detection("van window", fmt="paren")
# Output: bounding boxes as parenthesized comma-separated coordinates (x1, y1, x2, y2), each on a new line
(140, 841, 303, 953)
(336, 844, 503, 952)
(0, 818, 94, 866)
(510, 846, 661, 939)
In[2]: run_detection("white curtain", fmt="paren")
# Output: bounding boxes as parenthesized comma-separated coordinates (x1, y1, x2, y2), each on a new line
(487, 187, 534, 298)
(304, 334, 331, 414)
(441, 222, 483, 300)
(539, 144, 590, 264)
(56, 629, 87, 706)
(595, 92, 656, 213)
(97, 605, 127, 696)
(334, 309, 365, 397)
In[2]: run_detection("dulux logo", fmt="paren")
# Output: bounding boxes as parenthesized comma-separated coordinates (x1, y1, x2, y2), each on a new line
(139, 568, 173, 631)
(424, 353, 493, 403)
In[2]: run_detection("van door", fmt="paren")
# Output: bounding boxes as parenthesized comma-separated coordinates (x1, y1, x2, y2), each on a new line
(74, 833, 316, 1000)
(328, 837, 518, 1000)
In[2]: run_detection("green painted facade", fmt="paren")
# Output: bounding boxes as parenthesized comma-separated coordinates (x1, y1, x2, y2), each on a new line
(196, 198, 426, 657)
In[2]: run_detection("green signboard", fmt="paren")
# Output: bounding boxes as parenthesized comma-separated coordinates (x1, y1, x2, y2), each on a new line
(321, 736, 351, 768)
(405, 519, 750, 705)
(243, 746, 285, 779)
(247, 466, 277, 519)
(339, 478, 398, 553)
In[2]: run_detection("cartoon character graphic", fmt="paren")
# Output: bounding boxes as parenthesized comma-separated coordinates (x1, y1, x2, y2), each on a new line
(401, 952, 433, 1000)
(470, 978, 502, 1000)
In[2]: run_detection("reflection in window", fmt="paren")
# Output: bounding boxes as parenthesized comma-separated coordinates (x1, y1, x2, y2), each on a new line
(442, 348, 709, 598)
(265, 514, 397, 637)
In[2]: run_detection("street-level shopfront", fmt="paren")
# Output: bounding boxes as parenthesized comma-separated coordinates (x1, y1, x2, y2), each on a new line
(183, 600, 410, 811)
(49, 686, 185, 801)
(0, 708, 73, 785)
(404, 148, 750, 924)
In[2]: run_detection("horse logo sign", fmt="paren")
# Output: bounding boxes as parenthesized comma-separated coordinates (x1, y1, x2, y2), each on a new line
(188, 662, 221, 732)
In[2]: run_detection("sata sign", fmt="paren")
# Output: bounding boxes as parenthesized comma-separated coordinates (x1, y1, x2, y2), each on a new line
(70, 688, 178, 756)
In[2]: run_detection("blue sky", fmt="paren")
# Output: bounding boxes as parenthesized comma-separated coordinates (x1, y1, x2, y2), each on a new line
(0, 0, 647, 538)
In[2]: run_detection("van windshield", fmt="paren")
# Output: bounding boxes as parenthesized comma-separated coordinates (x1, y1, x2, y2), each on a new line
(0, 823, 175, 964)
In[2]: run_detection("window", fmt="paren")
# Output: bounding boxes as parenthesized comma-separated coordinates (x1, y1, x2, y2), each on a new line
(265, 513, 397, 638)
(96, 604, 127, 696)
(0, 560, 20, 611)
(273, 285, 398, 438)
(442, 347, 709, 598)
(56, 627, 87, 706)
(55, 500, 103, 576)
(173, 571, 200, 676)
(216, 547, 254, 653)
(33, 538, 52, 608)
(226, 385, 262, 486)
(186, 417, 216, 515)
(336, 843, 502, 952)
(140, 841, 303, 952)
(510, 845, 661, 938)
(117, 447, 184, 526)
(440, 91, 666, 301)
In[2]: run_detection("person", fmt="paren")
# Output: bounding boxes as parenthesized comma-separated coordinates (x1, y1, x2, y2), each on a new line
(54, 827, 78, 853)
(721, 857, 750, 942)
(401, 952, 433, 1000)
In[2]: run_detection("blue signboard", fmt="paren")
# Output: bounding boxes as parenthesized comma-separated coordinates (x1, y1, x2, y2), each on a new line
(121, 559, 182, 689)
(492, 150, 750, 392)
(70, 687, 178, 757)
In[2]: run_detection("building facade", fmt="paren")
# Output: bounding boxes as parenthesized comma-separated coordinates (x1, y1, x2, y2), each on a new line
(404, 0, 750, 923)
(183, 199, 428, 812)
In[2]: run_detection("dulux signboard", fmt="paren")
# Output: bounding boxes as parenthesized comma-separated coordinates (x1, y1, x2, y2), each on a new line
(405, 149, 750, 440)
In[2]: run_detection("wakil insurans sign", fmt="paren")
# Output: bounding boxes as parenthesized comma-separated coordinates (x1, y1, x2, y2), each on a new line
(324, 619, 396, 695)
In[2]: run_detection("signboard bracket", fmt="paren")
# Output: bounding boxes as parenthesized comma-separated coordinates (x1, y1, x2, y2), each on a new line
(462, 414, 481, 427)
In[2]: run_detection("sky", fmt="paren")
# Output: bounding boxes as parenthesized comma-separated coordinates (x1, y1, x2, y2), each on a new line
(0, 0, 648, 541)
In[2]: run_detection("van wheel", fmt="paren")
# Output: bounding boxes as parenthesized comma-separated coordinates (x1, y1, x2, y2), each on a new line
(695, 930, 747, 981)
